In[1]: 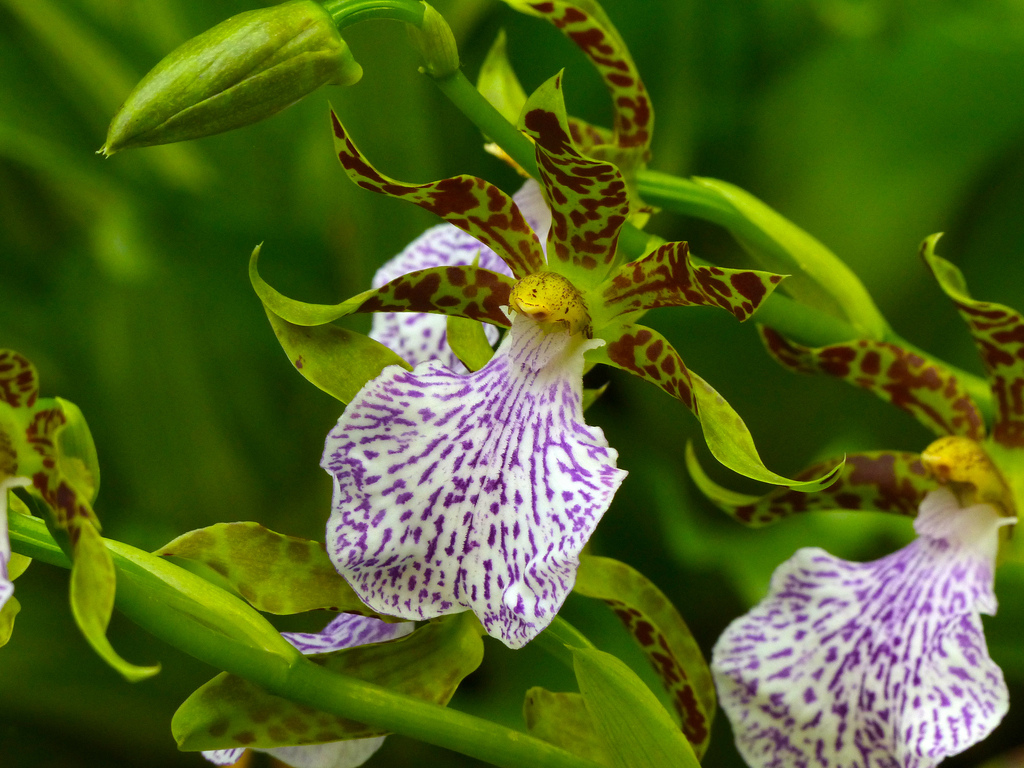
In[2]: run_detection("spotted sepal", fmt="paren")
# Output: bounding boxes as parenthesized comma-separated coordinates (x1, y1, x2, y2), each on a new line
(687, 445, 929, 526)
(921, 234, 1024, 447)
(592, 326, 841, 490)
(506, 1, 652, 154)
(520, 74, 630, 288)
(599, 241, 785, 322)
(251, 247, 516, 331)
(574, 555, 714, 757)
(175, 612, 482, 752)
(331, 111, 544, 280)
(0, 350, 157, 681)
(712, 487, 1009, 768)
(760, 326, 986, 440)
(156, 522, 389, 618)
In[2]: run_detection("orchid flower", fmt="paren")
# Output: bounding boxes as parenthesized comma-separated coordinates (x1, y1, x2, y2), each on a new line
(712, 486, 1014, 768)
(203, 613, 413, 768)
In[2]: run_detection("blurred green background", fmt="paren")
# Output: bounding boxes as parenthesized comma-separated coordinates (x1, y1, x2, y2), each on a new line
(2, 0, 1024, 766)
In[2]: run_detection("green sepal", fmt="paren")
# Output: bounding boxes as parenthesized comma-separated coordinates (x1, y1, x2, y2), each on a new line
(572, 647, 700, 768)
(523, 688, 612, 766)
(920, 233, 1024, 448)
(760, 326, 986, 440)
(593, 325, 842, 489)
(477, 30, 528, 126)
(54, 397, 101, 503)
(597, 240, 785, 325)
(0, 596, 20, 648)
(693, 177, 888, 339)
(70, 518, 161, 681)
(582, 383, 608, 412)
(520, 73, 630, 288)
(263, 306, 410, 404)
(446, 315, 496, 372)
(251, 246, 516, 329)
(687, 445, 928, 526)
(574, 555, 713, 757)
(156, 522, 382, 618)
(331, 110, 545, 280)
(173, 612, 484, 752)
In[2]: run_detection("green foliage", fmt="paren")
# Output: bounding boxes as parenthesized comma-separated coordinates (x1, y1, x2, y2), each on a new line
(523, 688, 612, 766)
(173, 612, 484, 751)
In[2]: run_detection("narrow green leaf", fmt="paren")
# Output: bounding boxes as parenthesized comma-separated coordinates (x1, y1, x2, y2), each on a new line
(446, 315, 496, 372)
(759, 326, 986, 440)
(0, 595, 20, 648)
(156, 522, 379, 617)
(264, 306, 409, 404)
(70, 519, 160, 682)
(691, 370, 844, 491)
(477, 29, 528, 125)
(574, 556, 713, 757)
(572, 647, 700, 768)
(174, 612, 484, 751)
(523, 688, 612, 767)
(687, 444, 928, 526)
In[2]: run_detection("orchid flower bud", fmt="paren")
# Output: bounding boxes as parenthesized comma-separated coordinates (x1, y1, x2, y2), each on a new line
(100, 0, 362, 155)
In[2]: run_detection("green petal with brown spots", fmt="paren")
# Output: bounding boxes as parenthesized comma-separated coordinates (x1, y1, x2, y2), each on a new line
(0, 350, 156, 680)
(331, 111, 545, 280)
(599, 241, 785, 323)
(504, 0, 652, 154)
(760, 326, 986, 440)
(594, 323, 695, 411)
(251, 246, 515, 329)
(686, 446, 929, 526)
(156, 522, 380, 617)
(921, 233, 1024, 448)
(263, 305, 410, 404)
(520, 74, 630, 288)
(173, 612, 483, 751)
(524, 688, 612, 766)
(574, 556, 714, 757)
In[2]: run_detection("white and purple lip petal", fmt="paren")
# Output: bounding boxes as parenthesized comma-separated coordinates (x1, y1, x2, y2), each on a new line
(712, 487, 1013, 768)
(369, 180, 551, 371)
(323, 312, 626, 649)
(1, 477, 32, 613)
(203, 615, 412, 768)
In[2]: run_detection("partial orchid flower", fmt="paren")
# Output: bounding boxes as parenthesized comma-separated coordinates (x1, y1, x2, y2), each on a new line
(203, 613, 413, 768)
(713, 485, 1014, 768)
(691, 236, 1024, 767)
(1, 477, 32, 621)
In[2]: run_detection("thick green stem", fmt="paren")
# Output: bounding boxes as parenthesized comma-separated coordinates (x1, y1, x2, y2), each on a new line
(8, 511, 602, 768)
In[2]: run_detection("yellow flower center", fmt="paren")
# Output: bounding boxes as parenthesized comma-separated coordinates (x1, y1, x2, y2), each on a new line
(510, 272, 591, 337)
(920, 435, 1015, 515)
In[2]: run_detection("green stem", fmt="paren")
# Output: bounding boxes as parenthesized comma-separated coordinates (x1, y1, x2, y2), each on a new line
(8, 512, 602, 768)
(533, 616, 595, 670)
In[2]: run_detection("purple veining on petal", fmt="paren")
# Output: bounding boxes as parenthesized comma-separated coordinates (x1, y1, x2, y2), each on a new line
(324, 312, 626, 648)
(201, 748, 245, 766)
(281, 612, 413, 654)
(369, 181, 549, 371)
(712, 488, 1011, 768)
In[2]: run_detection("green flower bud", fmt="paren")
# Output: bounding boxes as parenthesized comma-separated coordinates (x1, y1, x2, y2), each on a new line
(406, 3, 459, 79)
(101, 0, 362, 155)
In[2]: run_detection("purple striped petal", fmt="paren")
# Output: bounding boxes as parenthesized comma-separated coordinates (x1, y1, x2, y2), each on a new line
(323, 312, 626, 648)
(712, 488, 1012, 768)
(202, 749, 245, 766)
(1, 478, 31, 614)
(281, 612, 413, 654)
(369, 181, 550, 371)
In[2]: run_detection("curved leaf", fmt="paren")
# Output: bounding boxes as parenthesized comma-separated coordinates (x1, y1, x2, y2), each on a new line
(921, 233, 1024, 448)
(445, 315, 496, 372)
(687, 445, 929, 526)
(574, 555, 713, 757)
(156, 522, 378, 617)
(760, 326, 986, 440)
(523, 688, 612, 766)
